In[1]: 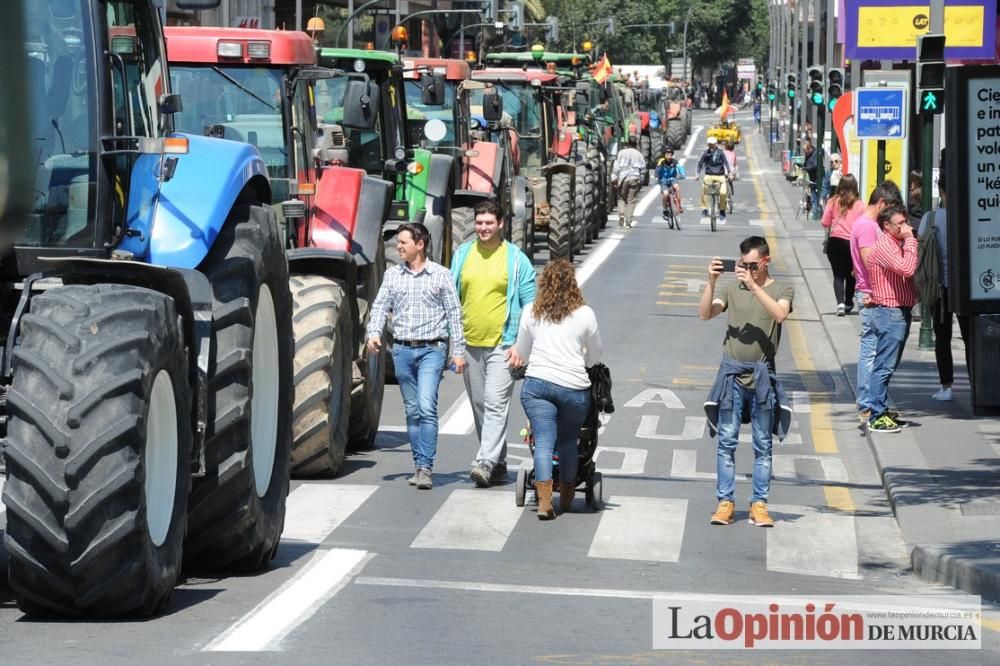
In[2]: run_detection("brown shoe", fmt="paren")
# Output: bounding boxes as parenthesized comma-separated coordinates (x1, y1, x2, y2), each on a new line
(559, 482, 576, 512)
(535, 480, 555, 520)
(749, 501, 775, 527)
(710, 500, 735, 525)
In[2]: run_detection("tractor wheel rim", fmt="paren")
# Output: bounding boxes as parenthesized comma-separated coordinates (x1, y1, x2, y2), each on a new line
(145, 370, 178, 547)
(251, 284, 280, 498)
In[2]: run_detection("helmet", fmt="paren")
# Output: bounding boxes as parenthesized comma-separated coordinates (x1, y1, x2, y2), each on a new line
(707, 136, 718, 145)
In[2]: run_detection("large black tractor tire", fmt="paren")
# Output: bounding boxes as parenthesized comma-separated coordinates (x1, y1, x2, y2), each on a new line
(640, 133, 652, 165)
(185, 204, 293, 572)
(289, 275, 353, 477)
(4, 285, 191, 617)
(666, 118, 686, 151)
(451, 206, 476, 248)
(548, 172, 574, 261)
(574, 166, 589, 253)
(682, 106, 692, 134)
(348, 243, 387, 451)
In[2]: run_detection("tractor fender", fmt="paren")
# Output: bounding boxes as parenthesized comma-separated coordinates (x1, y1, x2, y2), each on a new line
(39, 257, 213, 476)
(543, 161, 576, 179)
(463, 141, 502, 195)
(638, 111, 650, 131)
(287, 248, 362, 352)
(119, 134, 270, 269)
(352, 175, 392, 266)
(421, 153, 455, 263)
(451, 189, 492, 211)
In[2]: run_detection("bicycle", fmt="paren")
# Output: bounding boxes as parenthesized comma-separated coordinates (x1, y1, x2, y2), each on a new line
(661, 184, 682, 230)
(794, 170, 816, 222)
(704, 179, 722, 232)
(726, 176, 736, 215)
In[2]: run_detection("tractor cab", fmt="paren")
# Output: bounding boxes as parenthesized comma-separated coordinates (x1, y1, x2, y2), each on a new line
(401, 57, 470, 147)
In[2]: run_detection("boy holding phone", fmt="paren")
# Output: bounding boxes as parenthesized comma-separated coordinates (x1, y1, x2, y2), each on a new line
(698, 236, 794, 528)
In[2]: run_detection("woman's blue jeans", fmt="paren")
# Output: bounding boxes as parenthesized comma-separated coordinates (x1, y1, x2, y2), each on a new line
(520, 377, 591, 483)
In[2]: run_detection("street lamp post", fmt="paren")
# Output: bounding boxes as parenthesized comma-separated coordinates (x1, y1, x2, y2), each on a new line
(681, 7, 693, 88)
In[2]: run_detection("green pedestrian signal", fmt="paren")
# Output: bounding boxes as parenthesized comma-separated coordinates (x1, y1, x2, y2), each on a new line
(827, 98, 837, 111)
(768, 92, 776, 101)
(920, 89, 944, 114)
(811, 91, 823, 106)
(787, 89, 795, 99)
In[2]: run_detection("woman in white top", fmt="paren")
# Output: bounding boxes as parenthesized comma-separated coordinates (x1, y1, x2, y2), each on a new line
(514, 260, 602, 519)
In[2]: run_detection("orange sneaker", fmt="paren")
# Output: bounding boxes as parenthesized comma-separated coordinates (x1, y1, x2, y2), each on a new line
(710, 500, 735, 525)
(749, 501, 775, 527)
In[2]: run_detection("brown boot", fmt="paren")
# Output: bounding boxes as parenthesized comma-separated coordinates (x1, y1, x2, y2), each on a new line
(559, 482, 576, 512)
(535, 480, 555, 520)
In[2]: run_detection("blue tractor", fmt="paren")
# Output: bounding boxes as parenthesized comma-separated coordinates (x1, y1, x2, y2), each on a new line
(1, 0, 293, 616)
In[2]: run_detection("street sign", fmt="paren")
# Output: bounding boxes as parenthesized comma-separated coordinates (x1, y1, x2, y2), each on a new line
(854, 87, 907, 139)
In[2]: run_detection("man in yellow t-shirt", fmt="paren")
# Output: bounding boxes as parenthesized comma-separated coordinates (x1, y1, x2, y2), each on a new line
(451, 199, 536, 487)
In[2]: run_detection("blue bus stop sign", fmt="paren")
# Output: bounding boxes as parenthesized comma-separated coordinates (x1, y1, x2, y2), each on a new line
(854, 87, 908, 140)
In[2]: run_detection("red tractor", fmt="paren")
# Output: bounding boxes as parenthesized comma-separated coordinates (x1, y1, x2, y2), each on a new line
(167, 27, 391, 476)
(470, 69, 580, 260)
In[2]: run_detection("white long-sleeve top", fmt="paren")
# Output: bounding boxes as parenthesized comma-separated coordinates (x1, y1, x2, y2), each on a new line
(514, 303, 602, 390)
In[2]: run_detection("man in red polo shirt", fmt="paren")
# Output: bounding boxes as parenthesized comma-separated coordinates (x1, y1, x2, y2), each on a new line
(864, 206, 918, 433)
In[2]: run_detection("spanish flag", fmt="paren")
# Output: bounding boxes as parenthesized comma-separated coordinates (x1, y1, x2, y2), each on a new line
(719, 90, 731, 118)
(593, 54, 613, 84)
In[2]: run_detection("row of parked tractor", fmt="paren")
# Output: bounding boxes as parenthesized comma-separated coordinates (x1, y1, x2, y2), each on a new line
(1, 1, 691, 619)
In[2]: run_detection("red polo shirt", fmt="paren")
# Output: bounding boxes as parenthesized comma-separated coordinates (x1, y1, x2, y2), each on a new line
(866, 233, 918, 308)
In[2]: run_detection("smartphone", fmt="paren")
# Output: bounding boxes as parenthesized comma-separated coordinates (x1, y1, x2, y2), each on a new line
(720, 259, 737, 272)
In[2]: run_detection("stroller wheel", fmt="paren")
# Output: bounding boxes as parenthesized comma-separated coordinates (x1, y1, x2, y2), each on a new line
(515, 465, 527, 507)
(587, 472, 603, 511)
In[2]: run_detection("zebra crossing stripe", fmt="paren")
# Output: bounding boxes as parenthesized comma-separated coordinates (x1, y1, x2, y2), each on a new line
(766, 504, 861, 580)
(411, 489, 522, 552)
(281, 484, 378, 545)
(588, 496, 687, 563)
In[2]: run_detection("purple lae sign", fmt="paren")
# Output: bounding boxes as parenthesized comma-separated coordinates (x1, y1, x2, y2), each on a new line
(844, 0, 998, 61)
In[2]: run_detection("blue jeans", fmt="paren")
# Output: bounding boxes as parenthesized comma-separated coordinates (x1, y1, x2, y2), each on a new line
(392, 343, 447, 470)
(856, 291, 876, 412)
(520, 377, 590, 483)
(869, 307, 911, 419)
(716, 382, 774, 503)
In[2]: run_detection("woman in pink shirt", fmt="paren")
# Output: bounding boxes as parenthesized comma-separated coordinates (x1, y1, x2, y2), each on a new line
(821, 174, 865, 316)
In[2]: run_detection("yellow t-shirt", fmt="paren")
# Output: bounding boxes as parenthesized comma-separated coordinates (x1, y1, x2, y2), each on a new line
(460, 242, 508, 347)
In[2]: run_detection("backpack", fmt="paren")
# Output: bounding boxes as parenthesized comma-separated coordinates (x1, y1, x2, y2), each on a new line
(915, 211, 942, 306)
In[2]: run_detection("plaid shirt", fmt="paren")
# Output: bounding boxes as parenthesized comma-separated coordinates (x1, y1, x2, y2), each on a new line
(367, 261, 466, 356)
(867, 233, 918, 308)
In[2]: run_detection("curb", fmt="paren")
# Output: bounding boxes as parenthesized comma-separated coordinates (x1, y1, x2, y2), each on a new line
(760, 136, 1000, 603)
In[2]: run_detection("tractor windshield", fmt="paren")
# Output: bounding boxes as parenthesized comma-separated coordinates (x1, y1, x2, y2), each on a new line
(404, 79, 457, 145)
(313, 77, 385, 176)
(637, 90, 660, 113)
(21, 0, 98, 247)
(468, 82, 543, 169)
(171, 66, 287, 180)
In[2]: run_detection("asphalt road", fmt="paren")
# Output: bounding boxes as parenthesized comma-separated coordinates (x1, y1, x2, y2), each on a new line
(1, 109, 997, 664)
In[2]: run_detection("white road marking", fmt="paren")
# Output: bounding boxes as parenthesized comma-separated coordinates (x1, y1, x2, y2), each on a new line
(281, 484, 378, 545)
(205, 548, 370, 652)
(698, 217, 726, 225)
(635, 414, 705, 441)
(772, 454, 849, 483)
(674, 278, 705, 292)
(633, 183, 663, 218)
(588, 496, 687, 562)
(576, 231, 624, 286)
(681, 125, 704, 162)
(766, 504, 861, 580)
(670, 449, 749, 481)
(438, 393, 473, 435)
(790, 390, 811, 413)
(749, 218, 775, 227)
(411, 489, 522, 551)
(593, 446, 648, 475)
(623, 388, 685, 409)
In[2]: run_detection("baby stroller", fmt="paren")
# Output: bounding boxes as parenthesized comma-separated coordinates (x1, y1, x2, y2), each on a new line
(515, 364, 614, 511)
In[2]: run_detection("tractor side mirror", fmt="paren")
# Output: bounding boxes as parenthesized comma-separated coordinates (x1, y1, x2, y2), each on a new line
(342, 75, 380, 130)
(482, 89, 503, 122)
(420, 72, 446, 106)
(158, 93, 183, 115)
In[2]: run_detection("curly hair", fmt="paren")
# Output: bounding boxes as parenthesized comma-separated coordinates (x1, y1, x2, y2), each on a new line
(532, 259, 585, 323)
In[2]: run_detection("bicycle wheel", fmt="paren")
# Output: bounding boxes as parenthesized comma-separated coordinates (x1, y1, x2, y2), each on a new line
(710, 194, 718, 232)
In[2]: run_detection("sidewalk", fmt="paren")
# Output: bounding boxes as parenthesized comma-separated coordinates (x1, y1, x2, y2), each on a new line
(758, 135, 1000, 603)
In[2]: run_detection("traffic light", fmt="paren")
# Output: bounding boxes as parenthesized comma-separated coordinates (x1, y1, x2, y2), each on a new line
(807, 66, 824, 106)
(826, 67, 844, 111)
(786, 74, 796, 100)
(767, 82, 776, 102)
(916, 33, 945, 115)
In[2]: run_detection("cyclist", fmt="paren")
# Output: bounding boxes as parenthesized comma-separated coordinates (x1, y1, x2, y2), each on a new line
(655, 147, 685, 217)
(696, 136, 733, 221)
(723, 140, 738, 206)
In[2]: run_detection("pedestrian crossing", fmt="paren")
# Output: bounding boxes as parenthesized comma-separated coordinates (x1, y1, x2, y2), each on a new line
(273, 481, 899, 582)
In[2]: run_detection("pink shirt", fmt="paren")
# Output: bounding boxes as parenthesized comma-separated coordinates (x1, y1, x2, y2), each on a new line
(821, 198, 865, 241)
(850, 212, 880, 293)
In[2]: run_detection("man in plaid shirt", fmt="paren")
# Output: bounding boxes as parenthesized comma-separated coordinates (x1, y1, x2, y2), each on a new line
(864, 205, 918, 434)
(367, 223, 466, 489)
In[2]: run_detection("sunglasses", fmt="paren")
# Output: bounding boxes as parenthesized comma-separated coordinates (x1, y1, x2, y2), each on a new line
(738, 261, 761, 271)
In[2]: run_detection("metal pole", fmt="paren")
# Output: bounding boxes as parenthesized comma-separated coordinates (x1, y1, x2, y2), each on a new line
(336, 0, 387, 48)
(682, 10, 691, 87)
(295, 0, 302, 31)
(876, 139, 886, 184)
(347, 0, 354, 49)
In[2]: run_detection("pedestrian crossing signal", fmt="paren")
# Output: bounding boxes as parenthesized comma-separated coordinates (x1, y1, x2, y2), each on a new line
(919, 89, 944, 114)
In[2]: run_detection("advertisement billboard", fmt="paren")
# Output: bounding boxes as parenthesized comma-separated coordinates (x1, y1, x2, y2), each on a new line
(844, 0, 997, 60)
